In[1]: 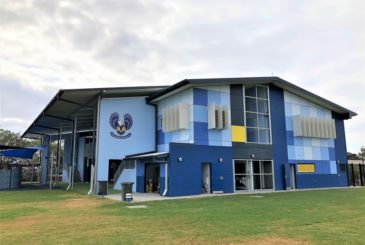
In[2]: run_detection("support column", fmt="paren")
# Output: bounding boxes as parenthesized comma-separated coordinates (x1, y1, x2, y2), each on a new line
(71, 113, 78, 190)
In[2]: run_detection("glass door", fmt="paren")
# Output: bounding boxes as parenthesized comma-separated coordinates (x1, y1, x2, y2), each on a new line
(234, 159, 274, 192)
(234, 160, 249, 191)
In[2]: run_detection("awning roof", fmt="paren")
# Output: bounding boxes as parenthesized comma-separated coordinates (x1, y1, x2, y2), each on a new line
(125, 151, 169, 160)
(22, 86, 167, 139)
(146, 77, 357, 119)
(0, 146, 45, 159)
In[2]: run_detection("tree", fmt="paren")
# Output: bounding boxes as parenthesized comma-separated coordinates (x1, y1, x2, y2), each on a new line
(358, 146, 365, 163)
(347, 152, 360, 160)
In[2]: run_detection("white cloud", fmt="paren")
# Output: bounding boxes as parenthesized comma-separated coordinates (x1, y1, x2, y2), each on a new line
(0, 0, 364, 152)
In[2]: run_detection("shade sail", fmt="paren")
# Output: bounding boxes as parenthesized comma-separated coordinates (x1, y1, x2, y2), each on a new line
(0, 146, 45, 159)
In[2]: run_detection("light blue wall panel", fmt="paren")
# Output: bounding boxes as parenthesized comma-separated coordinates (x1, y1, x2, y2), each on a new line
(303, 137, 312, 146)
(97, 98, 155, 182)
(193, 105, 208, 123)
(312, 147, 322, 160)
(157, 100, 164, 116)
(309, 107, 317, 117)
(222, 141, 232, 147)
(180, 89, 189, 104)
(300, 105, 310, 116)
(209, 141, 222, 146)
(320, 139, 329, 147)
(295, 146, 305, 160)
(180, 129, 189, 141)
(165, 96, 172, 108)
(285, 117, 293, 131)
(222, 126, 231, 142)
(317, 108, 326, 118)
(158, 144, 165, 152)
(294, 137, 303, 146)
(312, 138, 321, 147)
(189, 105, 194, 122)
(165, 132, 172, 144)
(320, 147, 330, 160)
(284, 103, 292, 116)
(221, 92, 231, 109)
(330, 161, 337, 174)
(172, 131, 180, 142)
(188, 88, 194, 105)
(328, 139, 335, 148)
(288, 145, 295, 160)
(208, 90, 221, 104)
(292, 104, 301, 116)
(78, 136, 85, 182)
(189, 122, 194, 140)
(304, 146, 313, 160)
(209, 129, 222, 141)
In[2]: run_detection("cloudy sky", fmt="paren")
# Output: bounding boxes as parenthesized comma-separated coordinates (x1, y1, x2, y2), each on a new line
(0, 0, 364, 153)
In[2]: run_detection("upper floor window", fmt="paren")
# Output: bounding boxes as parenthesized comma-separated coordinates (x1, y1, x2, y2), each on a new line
(245, 85, 271, 144)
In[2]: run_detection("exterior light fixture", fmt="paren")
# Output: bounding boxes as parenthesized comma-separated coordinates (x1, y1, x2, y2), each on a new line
(219, 158, 223, 163)
(178, 157, 183, 162)
(251, 154, 255, 159)
(336, 161, 339, 164)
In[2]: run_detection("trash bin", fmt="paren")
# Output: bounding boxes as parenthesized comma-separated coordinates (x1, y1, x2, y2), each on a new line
(98, 181, 108, 195)
(121, 181, 134, 201)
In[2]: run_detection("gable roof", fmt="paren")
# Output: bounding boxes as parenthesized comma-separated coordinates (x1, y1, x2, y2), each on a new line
(146, 76, 357, 119)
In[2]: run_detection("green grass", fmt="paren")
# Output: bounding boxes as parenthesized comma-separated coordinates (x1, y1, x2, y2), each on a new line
(0, 185, 364, 245)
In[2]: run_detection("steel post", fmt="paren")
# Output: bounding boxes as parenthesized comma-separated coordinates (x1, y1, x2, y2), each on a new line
(50, 150, 54, 189)
(31, 158, 35, 183)
(71, 113, 78, 190)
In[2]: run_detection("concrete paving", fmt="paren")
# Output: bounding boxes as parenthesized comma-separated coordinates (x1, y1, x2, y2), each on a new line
(104, 186, 360, 203)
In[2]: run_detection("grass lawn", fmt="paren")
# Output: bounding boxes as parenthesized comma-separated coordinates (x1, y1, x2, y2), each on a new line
(0, 185, 364, 244)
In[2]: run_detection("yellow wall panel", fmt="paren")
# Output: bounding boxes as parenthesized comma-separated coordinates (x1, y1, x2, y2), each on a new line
(297, 164, 315, 173)
(231, 126, 246, 142)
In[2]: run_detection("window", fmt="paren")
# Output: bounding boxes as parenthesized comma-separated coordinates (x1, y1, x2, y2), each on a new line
(340, 164, 346, 173)
(245, 85, 271, 144)
(297, 164, 315, 173)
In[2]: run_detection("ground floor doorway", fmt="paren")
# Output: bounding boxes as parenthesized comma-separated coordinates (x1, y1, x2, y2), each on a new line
(234, 159, 274, 192)
(108, 159, 122, 185)
(145, 164, 160, 193)
(202, 163, 211, 194)
(290, 164, 296, 189)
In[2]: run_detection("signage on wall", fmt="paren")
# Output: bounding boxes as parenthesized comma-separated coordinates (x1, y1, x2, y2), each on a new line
(109, 112, 133, 139)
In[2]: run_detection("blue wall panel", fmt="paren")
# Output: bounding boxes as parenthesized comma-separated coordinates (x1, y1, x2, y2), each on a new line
(269, 85, 288, 190)
(315, 174, 324, 188)
(296, 175, 306, 189)
(168, 144, 233, 197)
(332, 112, 348, 164)
(193, 88, 208, 106)
(322, 174, 332, 188)
(306, 174, 316, 188)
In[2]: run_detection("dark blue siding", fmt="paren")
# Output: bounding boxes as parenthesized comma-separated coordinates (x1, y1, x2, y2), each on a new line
(332, 112, 349, 186)
(269, 85, 288, 190)
(168, 144, 233, 197)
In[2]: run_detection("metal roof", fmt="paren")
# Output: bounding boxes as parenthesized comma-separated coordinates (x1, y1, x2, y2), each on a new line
(21, 86, 168, 139)
(146, 77, 357, 118)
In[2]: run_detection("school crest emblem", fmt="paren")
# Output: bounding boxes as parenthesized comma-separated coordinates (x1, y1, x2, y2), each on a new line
(109, 112, 133, 139)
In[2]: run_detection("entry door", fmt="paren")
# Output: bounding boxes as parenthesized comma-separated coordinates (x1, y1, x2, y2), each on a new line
(234, 160, 251, 191)
(212, 162, 223, 193)
(202, 163, 211, 194)
(290, 164, 296, 189)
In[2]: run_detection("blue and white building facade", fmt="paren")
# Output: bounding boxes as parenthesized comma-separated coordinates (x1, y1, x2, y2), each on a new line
(21, 77, 356, 197)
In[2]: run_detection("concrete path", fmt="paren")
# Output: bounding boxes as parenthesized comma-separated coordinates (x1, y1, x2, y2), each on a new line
(104, 186, 361, 203)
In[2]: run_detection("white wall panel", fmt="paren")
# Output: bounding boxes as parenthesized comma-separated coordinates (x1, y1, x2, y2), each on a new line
(207, 102, 216, 129)
(325, 110, 332, 119)
(208, 85, 220, 91)
(221, 85, 230, 93)
(292, 104, 301, 115)
(291, 94, 301, 105)
(284, 90, 291, 103)
(179, 103, 190, 129)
